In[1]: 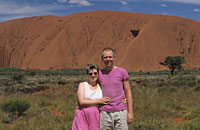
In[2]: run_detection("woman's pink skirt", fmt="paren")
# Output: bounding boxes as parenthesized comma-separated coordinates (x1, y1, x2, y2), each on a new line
(72, 107, 100, 130)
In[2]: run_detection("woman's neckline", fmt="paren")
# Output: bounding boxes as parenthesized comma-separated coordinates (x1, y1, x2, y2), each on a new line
(86, 82, 99, 91)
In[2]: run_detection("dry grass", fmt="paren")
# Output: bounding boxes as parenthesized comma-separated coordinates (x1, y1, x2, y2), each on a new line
(0, 69, 200, 129)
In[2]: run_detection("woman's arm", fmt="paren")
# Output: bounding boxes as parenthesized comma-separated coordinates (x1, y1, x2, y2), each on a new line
(77, 82, 110, 106)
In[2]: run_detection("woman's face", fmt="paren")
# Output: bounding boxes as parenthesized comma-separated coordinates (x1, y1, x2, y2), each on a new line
(88, 69, 98, 82)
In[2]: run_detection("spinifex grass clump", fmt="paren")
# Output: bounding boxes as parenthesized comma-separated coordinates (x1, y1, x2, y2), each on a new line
(1, 99, 31, 116)
(11, 73, 26, 85)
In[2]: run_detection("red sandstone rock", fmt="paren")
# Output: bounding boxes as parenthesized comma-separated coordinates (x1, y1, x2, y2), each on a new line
(0, 10, 200, 72)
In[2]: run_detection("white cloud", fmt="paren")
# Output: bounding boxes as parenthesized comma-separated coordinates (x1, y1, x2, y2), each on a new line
(91, 0, 138, 2)
(162, 12, 168, 15)
(0, 1, 67, 22)
(161, 0, 200, 5)
(0, 14, 39, 23)
(194, 8, 200, 12)
(120, 0, 128, 5)
(161, 3, 167, 7)
(68, 0, 91, 6)
(0, 2, 65, 15)
(57, 0, 67, 3)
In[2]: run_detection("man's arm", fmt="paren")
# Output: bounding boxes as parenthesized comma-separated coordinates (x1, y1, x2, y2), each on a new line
(123, 79, 134, 124)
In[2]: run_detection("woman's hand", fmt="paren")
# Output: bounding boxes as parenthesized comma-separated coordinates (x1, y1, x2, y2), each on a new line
(121, 97, 127, 105)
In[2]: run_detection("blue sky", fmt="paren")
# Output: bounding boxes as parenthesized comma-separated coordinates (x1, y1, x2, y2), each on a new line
(0, 0, 200, 23)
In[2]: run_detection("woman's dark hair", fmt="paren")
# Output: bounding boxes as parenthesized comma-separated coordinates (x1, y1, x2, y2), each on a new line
(85, 63, 99, 74)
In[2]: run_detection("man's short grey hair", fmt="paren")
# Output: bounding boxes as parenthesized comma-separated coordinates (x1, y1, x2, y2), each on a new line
(85, 63, 99, 74)
(101, 47, 116, 59)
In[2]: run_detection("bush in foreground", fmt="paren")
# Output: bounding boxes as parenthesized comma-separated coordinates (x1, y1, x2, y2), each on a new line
(1, 99, 31, 116)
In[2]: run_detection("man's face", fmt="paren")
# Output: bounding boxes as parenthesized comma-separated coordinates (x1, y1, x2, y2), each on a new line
(102, 50, 115, 68)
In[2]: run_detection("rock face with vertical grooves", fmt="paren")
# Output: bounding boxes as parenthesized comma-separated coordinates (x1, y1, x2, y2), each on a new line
(0, 10, 200, 71)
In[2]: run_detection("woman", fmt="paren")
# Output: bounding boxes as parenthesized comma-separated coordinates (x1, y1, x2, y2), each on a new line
(72, 63, 110, 130)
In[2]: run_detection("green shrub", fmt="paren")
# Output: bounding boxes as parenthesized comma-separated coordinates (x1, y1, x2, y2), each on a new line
(38, 79, 50, 84)
(173, 80, 196, 87)
(29, 71, 36, 76)
(57, 80, 67, 85)
(141, 80, 151, 87)
(11, 73, 25, 83)
(195, 86, 200, 92)
(155, 82, 169, 87)
(1, 99, 31, 116)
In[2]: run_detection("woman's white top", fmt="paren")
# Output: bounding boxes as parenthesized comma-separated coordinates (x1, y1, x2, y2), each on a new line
(84, 82, 103, 100)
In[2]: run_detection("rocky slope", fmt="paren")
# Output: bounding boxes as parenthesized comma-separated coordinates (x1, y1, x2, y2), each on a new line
(0, 10, 200, 71)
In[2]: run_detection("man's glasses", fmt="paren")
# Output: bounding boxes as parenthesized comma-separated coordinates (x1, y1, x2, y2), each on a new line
(88, 72, 98, 76)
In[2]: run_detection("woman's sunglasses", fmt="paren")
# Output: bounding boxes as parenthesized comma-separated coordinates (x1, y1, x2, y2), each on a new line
(88, 72, 98, 76)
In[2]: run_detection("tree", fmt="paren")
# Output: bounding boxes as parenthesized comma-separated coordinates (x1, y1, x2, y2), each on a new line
(160, 56, 185, 75)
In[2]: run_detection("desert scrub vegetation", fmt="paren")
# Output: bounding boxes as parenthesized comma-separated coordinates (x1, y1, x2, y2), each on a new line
(0, 68, 200, 129)
(1, 99, 31, 117)
(129, 72, 200, 129)
(0, 93, 77, 129)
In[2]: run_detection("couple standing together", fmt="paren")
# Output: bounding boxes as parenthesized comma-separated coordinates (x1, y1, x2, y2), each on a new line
(72, 47, 134, 130)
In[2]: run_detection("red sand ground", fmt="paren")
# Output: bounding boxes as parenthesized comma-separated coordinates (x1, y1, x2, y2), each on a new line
(173, 117, 185, 124)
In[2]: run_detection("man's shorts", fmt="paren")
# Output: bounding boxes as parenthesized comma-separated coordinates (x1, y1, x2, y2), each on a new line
(100, 110, 128, 130)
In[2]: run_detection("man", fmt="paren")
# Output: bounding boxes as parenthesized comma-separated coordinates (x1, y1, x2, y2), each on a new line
(98, 47, 134, 130)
